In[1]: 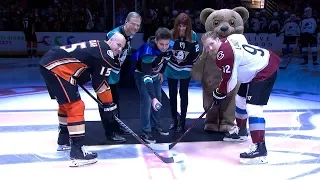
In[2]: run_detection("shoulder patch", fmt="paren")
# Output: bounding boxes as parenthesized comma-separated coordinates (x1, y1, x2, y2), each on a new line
(217, 51, 224, 61)
(229, 39, 240, 49)
(107, 50, 114, 59)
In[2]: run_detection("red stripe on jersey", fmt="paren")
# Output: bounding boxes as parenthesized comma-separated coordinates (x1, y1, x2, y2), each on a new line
(253, 51, 282, 82)
(43, 58, 77, 68)
(216, 41, 235, 94)
(51, 62, 88, 83)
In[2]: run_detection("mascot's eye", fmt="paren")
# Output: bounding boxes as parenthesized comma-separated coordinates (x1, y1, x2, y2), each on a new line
(214, 20, 219, 26)
(229, 20, 235, 26)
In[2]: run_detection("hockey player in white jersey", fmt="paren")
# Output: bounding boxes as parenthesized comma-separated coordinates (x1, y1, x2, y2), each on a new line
(201, 31, 282, 165)
(276, 14, 300, 57)
(299, 7, 318, 65)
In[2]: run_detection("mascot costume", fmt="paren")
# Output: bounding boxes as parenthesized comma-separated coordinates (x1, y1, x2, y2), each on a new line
(191, 7, 249, 141)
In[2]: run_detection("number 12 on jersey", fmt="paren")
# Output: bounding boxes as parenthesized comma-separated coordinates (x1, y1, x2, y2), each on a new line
(222, 65, 231, 74)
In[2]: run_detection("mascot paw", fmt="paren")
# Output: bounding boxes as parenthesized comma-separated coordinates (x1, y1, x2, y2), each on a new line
(219, 124, 235, 133)
(204, 124, 219, 132)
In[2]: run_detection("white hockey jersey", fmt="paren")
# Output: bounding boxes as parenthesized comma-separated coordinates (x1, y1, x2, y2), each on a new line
(300, 17, 317, 34)
(281, 21, 300, 36)
(216, 34, 281, 94)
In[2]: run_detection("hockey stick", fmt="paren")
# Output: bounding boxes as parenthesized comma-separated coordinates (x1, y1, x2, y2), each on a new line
(279, 43, 299, 70)
(78, 84, 186, 163)
(149, 101, 214, 151)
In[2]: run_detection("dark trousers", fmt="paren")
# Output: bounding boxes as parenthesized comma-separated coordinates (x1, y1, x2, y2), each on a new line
(99, 83, 121, 136)
(167, 77, 191, 121)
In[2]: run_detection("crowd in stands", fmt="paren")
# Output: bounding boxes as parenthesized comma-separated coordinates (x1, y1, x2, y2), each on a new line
(0, 0, 319, 34)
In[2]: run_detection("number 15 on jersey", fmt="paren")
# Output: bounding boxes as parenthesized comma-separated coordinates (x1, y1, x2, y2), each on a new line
(100, 66, 112, 77)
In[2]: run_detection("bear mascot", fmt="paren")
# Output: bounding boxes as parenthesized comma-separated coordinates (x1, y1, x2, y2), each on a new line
(191, 7, 249, 141)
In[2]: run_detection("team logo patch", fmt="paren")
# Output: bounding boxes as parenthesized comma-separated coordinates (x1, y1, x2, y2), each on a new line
(107, 50, 114, 59)
(217, 51, 224, 60)
(173, 50, 189, 64)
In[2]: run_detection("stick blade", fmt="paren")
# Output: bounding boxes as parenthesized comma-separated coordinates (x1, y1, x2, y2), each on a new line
(279, 66, 286, 69)
(149, 143, 170, 151)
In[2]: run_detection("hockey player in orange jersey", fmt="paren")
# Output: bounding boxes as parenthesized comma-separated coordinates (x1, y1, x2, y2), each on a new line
(39, 32, 126, 167)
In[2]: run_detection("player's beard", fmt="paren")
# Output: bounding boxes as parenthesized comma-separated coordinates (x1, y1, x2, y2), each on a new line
(208, 51, 217, 57)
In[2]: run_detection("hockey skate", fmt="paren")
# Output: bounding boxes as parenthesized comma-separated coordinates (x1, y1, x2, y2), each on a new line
(240, 141, 268, 165)
(69, 142, 98, 167)
(223, 125, 248, 142)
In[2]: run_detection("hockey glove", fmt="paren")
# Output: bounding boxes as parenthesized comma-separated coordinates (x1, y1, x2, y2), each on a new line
(212, 88, 227, 105)
(102, 103, 118, 122)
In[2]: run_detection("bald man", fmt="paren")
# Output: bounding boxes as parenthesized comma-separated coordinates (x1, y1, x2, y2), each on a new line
(39, 32, 126, 167)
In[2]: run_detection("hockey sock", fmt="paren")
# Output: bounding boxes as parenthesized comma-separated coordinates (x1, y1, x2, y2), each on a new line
(311, 47, 317, 62)
(302, 48, 308, 62)
(235, 95, 248, 128)
(27, 48, 32, 57)
(247, 104, 265, 144)
(32, 41, 37, 57)
(289, 44, 296, 53)
(27, 41, 32, 57)
(32, 48, 37, 57)
(63, 100, 86, 146)
(58, 105, 68, 134)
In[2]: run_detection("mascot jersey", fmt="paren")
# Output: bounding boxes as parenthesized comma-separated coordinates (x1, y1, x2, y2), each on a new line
(215, 34, 281, 94)
(106, 25, 134, 84)
(131, 37, 173, 99)
(164, 31, 200, 79)
(40, 40, 119, 103)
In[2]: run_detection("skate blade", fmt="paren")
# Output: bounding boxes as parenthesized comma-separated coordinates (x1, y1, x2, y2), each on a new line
(69, 158, 98, 167)
(240, 156, 268, 165)
(223, 136, 248, 142)
(57, 145, 71, 151)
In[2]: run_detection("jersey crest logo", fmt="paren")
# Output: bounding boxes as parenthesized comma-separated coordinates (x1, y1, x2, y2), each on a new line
(107, 50, 114, 59)
(217, 51, 224, 61)
(173, 50, 189, 64)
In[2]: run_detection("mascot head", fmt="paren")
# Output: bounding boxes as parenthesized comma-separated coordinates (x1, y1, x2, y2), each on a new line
(200, 7, 249, 38)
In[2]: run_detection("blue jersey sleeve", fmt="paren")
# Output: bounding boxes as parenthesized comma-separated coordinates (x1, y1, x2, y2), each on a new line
(141, 55, 157, 99)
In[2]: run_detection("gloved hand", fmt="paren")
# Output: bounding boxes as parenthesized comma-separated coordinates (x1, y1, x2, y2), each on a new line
(204, 88, 227, 111)
(102, 102, 118, 122)
(212, 88, 227, 105)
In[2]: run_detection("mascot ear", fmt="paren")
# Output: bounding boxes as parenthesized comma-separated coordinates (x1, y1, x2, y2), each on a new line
(200, 8, 215, 26)
(232, 7, 249, 24)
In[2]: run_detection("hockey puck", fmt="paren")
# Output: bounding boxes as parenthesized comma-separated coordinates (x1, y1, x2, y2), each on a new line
(172, 153, 187, 163)
(155, 103, 162, 110)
